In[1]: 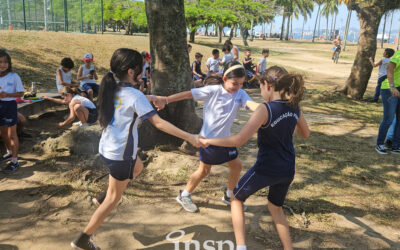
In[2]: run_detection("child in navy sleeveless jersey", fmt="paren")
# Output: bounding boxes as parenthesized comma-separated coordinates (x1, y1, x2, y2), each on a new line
(155, 61, 259, 213)
(200, 66, 310, 250)
(0, 50, 25, 174)
(71, 48, 202, 250)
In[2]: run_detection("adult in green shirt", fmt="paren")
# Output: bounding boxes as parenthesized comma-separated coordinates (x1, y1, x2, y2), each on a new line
(376, 50, 400, 154)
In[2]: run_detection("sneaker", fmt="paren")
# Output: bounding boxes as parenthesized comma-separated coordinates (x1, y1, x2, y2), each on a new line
(221, 191, 248, 211)
(71, 233, 100, 250)
(92, 192, 107, 207)
(3, 161, 20, 174)
(1, 153, 12, 162)
(79, 123, 89, 129)
(73, 121, 82, 126)
(390, 148, 400, 154)
(384, 140, 393, 150)
(375, 145, 388, 155)
(176, 190, 198, 213)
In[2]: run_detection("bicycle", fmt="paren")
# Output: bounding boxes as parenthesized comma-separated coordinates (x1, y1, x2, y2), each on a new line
(333, 46, 341, 64)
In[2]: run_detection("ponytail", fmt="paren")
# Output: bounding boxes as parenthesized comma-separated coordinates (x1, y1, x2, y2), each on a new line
(277, 74, 305, 108)
(262, 66, 305, 108)
(98, 72, 117, 128)
(98, 48, 143, 128)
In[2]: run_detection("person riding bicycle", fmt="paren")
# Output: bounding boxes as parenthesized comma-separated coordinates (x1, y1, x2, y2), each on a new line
(332, 35, 342, 60)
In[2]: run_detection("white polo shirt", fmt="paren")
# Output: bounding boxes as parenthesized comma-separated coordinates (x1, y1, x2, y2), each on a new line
(99, 85, 156, 161)
(220, 53, 233, 74)
(191, 85, 251, 138)
(0, 72, 25, 101)
(206, 57, 221, 73)
(258, 57, 267, 74)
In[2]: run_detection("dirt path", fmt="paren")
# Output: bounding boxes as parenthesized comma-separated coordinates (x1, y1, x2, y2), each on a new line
(1, 38, 399, 250)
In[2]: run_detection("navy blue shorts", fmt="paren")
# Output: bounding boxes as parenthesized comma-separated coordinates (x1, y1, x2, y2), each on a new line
(87, 108, 98, 124)
(101, 155, 137, 181)
(0, 100, 18, 127)
(199, 145, 238, 165)
(234, 166, 294, 207)
(246, 70, 255, 78)
(82, 82, 100, 94)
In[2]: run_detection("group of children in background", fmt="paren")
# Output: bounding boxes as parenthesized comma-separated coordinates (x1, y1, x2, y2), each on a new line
(191, 40, 269, 89)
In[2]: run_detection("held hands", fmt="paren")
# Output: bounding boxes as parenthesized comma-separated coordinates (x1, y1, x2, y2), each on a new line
(152, 96, 168, 111)
(187, 134, 208, 148)
(199, 137, 210, 148)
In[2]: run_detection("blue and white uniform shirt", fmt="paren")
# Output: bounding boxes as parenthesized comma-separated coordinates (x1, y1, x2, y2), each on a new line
(0, 73, 24, 101)
(99, 85, 156, 161)
(191, 85, 251, 138)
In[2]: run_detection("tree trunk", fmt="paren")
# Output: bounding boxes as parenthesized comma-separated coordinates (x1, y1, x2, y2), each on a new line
(343, 9, 352, 51)
(6, 0, 12, 26)
(218, 24, 223, 43)
(269, 22, 272, 37)
(317, 10, 321, 38)
(250, 18, 254, 41)
(280, 14, 286, 40)
(143, 0, 202, 148)
(381, 12, 387, 48)
(388, 11, 394, 43)
(239, 24, 249, 46)
(234, 23, 238, 37)
(332, 12, 337, 39)
(312, 4, 321, 42)
(301, 17, 305, 40)
(189, 28, 196, 43)
(285, 14, 290, 40)
(326, 15, 329, 39)
(205, 24, 208, 36)
(290, 16, 293, 39)
(229, 24, 234, 39)
(342, 5, 383, 99)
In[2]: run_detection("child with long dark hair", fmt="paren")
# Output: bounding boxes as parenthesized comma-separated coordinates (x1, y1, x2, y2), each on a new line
(71, 48, 201, 250)
(156, 61, 259, 213)
(0, 49, 24, 174)
(200, 66, 310, 250)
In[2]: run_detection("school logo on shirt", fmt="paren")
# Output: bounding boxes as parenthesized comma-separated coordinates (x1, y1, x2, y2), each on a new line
(114, 97, 122, 110)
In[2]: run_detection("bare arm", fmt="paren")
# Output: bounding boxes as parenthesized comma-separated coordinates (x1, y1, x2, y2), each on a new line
(246, 100, 259, 112)
(59, 101, 78, 126)
(192, 63, 201, 77)
(77, 66, 86, 81)
(57, 69, 80, 87)
(369, 58, 382, 68)
(94, 68, 98, 80)
(42, 95, 67, 105)
(167, 91, 193, 104)
(243, 58, 252, 64)
(148, 114, 200, 147)
(201, 104, 268, 147)
(233, 48, 239, 61)
(294, 112, 310, 138)
(387, 62, 400, 97)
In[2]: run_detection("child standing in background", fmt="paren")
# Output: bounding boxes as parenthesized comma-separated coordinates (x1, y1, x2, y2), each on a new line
(77, 53, 99, 102)
(369, 48, 395, 102)
(257, 49, 269, 76)
(0, 49, 25, 174)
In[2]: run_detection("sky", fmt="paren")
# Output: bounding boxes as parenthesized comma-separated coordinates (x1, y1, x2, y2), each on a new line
(260, 3, 400, 37)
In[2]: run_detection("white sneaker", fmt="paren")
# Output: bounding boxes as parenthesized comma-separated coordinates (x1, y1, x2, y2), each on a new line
(73, 121, 82, 126)
(79, 123, 89, 128)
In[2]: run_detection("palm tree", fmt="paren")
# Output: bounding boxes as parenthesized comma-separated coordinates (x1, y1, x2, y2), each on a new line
(380, 12, 388, 48)
(321, 0, 338, 39)
(312, 0, 325, 42)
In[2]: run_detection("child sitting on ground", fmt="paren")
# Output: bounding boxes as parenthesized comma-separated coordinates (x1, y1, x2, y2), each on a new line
(257, 49, 269, 76)
(369, 48, 395, 102)
(139, 51, 151, 94)
(77, 53, 99, 102)
(42, 87, 97, 128)
(206, 49, 221, 75)
(219, 45, 233, 74)
(242, 48, 257, 85)
(56, 57, 80, 93)
(192, 52, 206, 81)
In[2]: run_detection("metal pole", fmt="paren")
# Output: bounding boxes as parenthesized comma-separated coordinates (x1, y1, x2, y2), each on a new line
(63, 0, 68, 32)
(34, 0, 37, 29)
(44, 0, 48, 31)
(80, 0, 83, 33)
(23, 0, 27, 30)
(101, 0, 104, 34)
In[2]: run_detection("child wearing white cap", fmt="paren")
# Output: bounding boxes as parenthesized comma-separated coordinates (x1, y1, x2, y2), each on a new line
(77, 53, 100, 101)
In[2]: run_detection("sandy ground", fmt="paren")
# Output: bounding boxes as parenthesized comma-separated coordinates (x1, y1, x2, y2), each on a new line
(0, 34, 399, 250)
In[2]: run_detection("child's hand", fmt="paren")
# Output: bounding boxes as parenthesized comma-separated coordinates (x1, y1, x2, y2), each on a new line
(199, 137, 209, 148)
(369, 57, 373, 62)
(41, 95, 48, 100)
(187, 134, 201, 148)
(58, 122, 65, 127)
(153, 96, 167, 111)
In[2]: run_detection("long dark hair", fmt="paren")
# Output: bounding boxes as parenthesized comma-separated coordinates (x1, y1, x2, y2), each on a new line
(98, 48, 143, 128)
(262, 66, 305, 108)
(0, 49, 12, 76)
